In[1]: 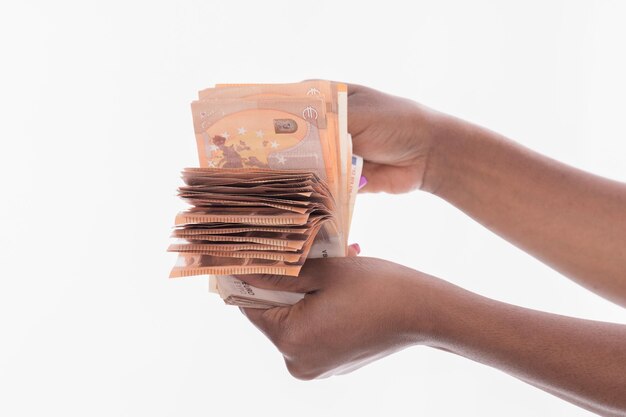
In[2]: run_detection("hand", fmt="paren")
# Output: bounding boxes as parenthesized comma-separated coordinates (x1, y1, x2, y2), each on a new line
(236, 257, 451, 380)
(348, 83, 441, 194)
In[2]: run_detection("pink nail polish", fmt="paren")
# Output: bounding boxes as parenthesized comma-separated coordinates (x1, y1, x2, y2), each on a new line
(349, 243, 361, 255)
(358, 175, 368, 189)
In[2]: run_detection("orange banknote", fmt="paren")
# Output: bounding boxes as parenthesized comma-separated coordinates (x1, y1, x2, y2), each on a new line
(169, 82, 363, 307)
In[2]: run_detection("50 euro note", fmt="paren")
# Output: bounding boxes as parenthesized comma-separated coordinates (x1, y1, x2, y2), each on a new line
(205, 153, 363, 309)
(169, 225, 326, 277)
(169, 82, 362, 309)
(198, 81, 352, 241)
(190, 96, 346, 257)
(209, 275, 305, 309)
(168, 169, 336, 278)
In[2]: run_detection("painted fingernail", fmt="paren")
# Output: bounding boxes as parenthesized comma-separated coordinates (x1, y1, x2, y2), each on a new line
(349, 243, 361, 255)
(358, 175, 368, 189)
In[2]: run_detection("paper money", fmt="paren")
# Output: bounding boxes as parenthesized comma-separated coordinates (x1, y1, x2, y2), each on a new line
(209, 275, 305, 308)
(169, 168, 331, 277)
(169, 81, 361, 308)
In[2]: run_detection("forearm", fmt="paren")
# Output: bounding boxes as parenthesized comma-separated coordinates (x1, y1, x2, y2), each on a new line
(423, 284, 626, 416)
(422, 113, 626, 305)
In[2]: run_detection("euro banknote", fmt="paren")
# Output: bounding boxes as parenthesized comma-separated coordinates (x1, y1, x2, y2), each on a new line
(169, 81, 362, 308)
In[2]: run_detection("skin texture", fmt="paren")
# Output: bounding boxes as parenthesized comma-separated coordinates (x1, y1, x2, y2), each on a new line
(238, 83, 626, 416)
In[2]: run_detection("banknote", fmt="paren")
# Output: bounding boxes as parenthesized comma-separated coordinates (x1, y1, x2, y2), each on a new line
(200, 81, 351, 241)
(191, 98, 335, 185)
(190, 95, 345, 257)
(169, 81, 361, 308)
(209, 275, 305, 308)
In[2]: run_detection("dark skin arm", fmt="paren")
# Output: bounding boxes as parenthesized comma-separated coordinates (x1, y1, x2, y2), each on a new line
(239, 259, 626, 416)
(349, 84, 626, 306)
(238, 83, 626, 415)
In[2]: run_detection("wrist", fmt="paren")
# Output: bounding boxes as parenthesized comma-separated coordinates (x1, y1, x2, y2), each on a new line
(396, 269, 464, 346)
(418, 111, 473, 196)
(399, 268, 492, 352)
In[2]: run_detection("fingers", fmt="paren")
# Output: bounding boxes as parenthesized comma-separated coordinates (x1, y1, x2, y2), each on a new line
(239, 305, 291, 341)
(239, 306, 265, 323)
(358, 161, 387, 193)
(358, 175, 368, 190)
(359, 161, 418, 194)
(347, 243, 361, 257)
(234, 272, 321, 293)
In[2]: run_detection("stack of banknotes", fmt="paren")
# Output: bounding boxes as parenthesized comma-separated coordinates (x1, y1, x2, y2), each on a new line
(168, 81, 362, 308)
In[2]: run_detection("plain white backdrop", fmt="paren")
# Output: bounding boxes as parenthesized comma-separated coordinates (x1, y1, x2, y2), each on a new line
(1, 1, 625, 416)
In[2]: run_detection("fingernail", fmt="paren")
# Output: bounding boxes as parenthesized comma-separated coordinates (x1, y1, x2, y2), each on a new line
(358, 175, 368, 189)
(349, 243, 361, 255)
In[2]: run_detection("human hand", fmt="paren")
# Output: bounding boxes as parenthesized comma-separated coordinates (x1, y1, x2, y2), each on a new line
(348, 84, 441, 194)
(236, 257, 451, 380)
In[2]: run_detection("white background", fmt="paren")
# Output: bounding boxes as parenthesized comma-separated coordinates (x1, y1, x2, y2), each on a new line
(1, 1, 625, 416)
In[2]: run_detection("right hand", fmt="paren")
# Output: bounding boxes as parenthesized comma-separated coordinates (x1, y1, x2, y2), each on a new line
(236, 256, 449, 380)
(348, 83, 441, 194)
